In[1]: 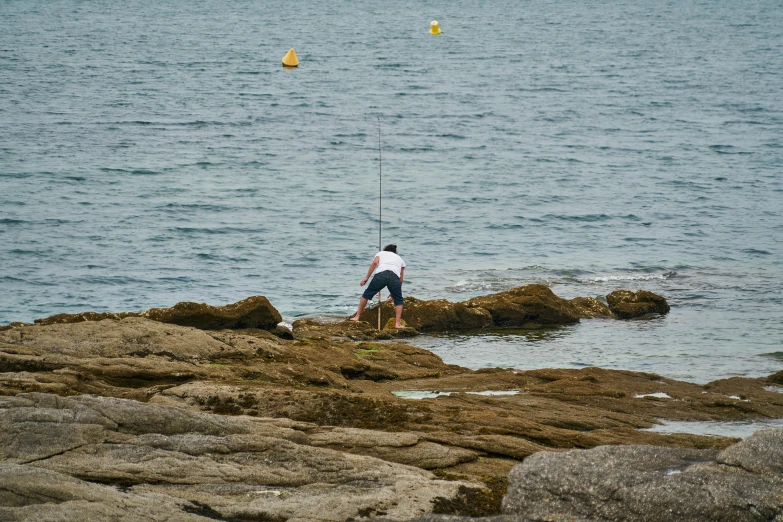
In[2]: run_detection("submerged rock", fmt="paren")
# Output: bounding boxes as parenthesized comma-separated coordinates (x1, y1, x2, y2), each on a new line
(465, 284, 581, 327)
(502, 429, 783, 521)
(606, 289, 670, 319)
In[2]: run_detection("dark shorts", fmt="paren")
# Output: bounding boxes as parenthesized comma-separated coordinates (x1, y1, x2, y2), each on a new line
(362, 270, 404, 306)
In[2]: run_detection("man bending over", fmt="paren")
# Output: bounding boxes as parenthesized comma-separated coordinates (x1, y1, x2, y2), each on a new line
(350, 244, 406, 328)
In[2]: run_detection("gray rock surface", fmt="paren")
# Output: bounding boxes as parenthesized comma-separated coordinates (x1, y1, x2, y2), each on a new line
(0, 392, 482, 521)
(502, 429, 783, 521)
(0, 464, 213, 521)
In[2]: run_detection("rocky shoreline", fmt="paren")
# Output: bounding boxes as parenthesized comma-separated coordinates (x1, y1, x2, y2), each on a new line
(1, 287, 782, 520)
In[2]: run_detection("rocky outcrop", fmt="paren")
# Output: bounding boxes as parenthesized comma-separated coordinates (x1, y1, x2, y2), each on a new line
(28, 296, 283, 332)
(292, 318, 418, 341)
(464, 284, 581, 327)
(606, 290, 670, 319)
(5, 314, 781, 519)
(0, 392, 482, 521)
(11, 288, 669, 338)
(141, 295, 282, 330)
(358, 297, 494, 332)
(502, 429, 783, 521)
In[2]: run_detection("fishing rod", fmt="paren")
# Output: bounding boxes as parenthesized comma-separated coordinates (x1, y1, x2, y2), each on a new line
(377, 117, 382, 330)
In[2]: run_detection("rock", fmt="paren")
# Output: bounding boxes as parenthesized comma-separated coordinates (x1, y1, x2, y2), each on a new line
(0, 392, 481, 521)
(0, 322, 31, 332)
(359, 297, 493, 332)
(293, 318, 418, 341)
(293, 318, 386, 341)
(502, 430, 783, 521)
(384, 317, 409, 329)
(272, 324, 294, 340)
(606, 290, 670, 319)
(308, 427, 479, 469)
(6, 317, 783, 519)
(717, 428, 783, 476)
(141, 295, 282, 331)
(768, 370, 783, 385)
(0, 463, 214, 521)
(34, 311, 138, 326)
(465, 285, 581, 327)
(30, 296, 283, 332)
(570, 297, 614, 318)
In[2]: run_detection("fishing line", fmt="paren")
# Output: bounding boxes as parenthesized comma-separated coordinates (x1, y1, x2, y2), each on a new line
(377, 116, 382, 330)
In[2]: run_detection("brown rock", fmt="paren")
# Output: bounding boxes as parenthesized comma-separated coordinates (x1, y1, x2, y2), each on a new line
(464, 284, 581, 327)
(0, 322, 31, 332)
(30, 296, 283, 332)
(767, 370, 783, 385)
(359, 297, 493, 332)
(142, 295, 282, 331)
(34, 311, 138, 326)
(570, 297, 614, 318)
(606, 290, 670, 319)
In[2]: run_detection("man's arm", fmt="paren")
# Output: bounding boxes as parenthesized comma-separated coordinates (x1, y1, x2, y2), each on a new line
(399, 266, 405, 283)
(360, 256, 380, 286)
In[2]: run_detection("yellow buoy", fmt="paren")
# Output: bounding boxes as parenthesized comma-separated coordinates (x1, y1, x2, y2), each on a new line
(282, 48, 299, 67)
(430, 20, 441, 35)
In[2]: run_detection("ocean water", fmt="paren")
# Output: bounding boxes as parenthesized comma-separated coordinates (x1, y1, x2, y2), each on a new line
(1, 0, 781, 384)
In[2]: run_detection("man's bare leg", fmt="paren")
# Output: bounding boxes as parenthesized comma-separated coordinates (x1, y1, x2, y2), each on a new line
(395, 304, 403, 328)
(350, 297, 369, 321)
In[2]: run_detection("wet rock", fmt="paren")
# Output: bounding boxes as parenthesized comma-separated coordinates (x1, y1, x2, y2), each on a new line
(502, 429, 783, 521)
(141, 295, 282, 331)
(465, 284, 581, 327)
(606, 290, 670, 319)
(360, 297, 493, 332)
(570, 297, 614, 318)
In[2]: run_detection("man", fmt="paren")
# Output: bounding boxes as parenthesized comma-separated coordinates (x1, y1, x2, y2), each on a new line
(350, 244, 406, 328)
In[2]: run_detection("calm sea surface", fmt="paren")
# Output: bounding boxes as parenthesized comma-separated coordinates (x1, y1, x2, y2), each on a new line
(2, 0, 782, 383)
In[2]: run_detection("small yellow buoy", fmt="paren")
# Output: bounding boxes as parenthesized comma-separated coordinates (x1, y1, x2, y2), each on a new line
(282, 48, 299, 67)
(430, 20, 441, 35)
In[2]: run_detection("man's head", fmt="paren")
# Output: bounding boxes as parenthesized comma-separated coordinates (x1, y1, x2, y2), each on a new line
(383, 244, 397, 253)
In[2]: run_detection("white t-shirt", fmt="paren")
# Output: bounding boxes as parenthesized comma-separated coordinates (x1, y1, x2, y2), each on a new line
(374, 251, 406, 278)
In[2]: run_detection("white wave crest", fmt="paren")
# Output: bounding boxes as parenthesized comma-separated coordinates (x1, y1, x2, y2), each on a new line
(588, 271, 676, 283)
